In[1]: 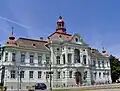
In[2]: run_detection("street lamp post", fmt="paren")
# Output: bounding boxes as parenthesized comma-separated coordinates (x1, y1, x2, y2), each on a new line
(17, 66, 20, 91)
(49, 62, 52, 91)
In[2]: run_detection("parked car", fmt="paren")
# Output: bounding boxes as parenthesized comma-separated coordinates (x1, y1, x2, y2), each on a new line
(116, 79, 120, 83)
(35, 83, 47, 90)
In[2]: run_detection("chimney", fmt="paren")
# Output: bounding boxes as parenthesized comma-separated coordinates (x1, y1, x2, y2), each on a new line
(40, 37, 43, 40)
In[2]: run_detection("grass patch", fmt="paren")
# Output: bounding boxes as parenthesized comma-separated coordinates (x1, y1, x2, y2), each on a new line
(53, 86, 120, 91)
(53, 89, 86, 91)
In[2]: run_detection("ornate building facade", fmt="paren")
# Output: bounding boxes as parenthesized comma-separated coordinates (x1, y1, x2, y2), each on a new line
(0, 16, 112, 90)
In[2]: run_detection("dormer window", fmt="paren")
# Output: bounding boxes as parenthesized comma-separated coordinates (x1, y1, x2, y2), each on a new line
(32, 44, 36, 47)
(59, 35, 62, 38)
(83, 49, 85, 51)
(75, 38, 78, 42)
(68, 47, 71, 50)
(57, 48, 60, 51)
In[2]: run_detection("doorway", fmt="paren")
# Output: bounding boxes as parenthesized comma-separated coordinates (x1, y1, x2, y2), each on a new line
(75, 71, 82, 85)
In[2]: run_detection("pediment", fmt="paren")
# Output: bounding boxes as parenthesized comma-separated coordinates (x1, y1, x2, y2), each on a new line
(69, 33, 86, 45)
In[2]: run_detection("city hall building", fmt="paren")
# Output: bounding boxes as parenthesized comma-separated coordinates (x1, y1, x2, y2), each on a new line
(0, 16, 112, 90)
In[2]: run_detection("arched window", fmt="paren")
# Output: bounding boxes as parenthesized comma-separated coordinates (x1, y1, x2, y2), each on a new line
(56, 56, 60, 64)
(74, 49, 80, 63)
(75, 38, 78, 42)
(83, 55, 86, 65)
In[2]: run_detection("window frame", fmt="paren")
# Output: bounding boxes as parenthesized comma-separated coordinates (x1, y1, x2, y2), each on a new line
(20, 71, 24, 78)
(69, 71, 72, 78)
(12, 53, 16, 62)
(38, 55, 42, 64)
(11, 70, 15, 79)
(56, 56, 60, 64)
(46, 56, 50, 64)
(68, 54, 72, 64)
(29, 71, 34, 78)
(83, 55, 87, 65)
(30, 55, 34, 64)
(98, 61, 101, 67)
(57, 71, 60, 79)
(21, 53, 25, 63)
(38, 71, 42, 78)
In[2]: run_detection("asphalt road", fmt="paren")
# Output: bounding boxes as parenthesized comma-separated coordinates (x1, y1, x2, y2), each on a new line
(86, 89, 120, 91)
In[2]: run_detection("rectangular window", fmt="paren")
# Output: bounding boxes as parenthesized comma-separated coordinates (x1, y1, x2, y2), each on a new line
(21, 53, 25, 63)
(99, 72, 101, 78)
(68, 54, 72, 64)
(11, 70, 15, 79)
(30, 55, 34, 64)
(20, 71, 24, 78)
(57, 71, 60, 79)
(63, 71, 65, 79)
(56, 56, 60, 64)
(46, 72, 49, 78)
(0, 55, 1, 60)
(46, 57, 50, 64)
(107, 62, 109, 67)
(38, 71, 42, 78)
(103, 72, 105, 78)
(63, 54, 65, 64)
(5, 52, 8, 61)
(38, 56, 42, 64)
(94, 72, 97, 80)
(93, 60, 96, 67)
(69, 71, 72, 78)
(29, 71, 33, 78)
(12, 53, 16, 62)
(102, 61, 104, 68)
(98, 61, 100, 67)
(83, 55, 86, 65)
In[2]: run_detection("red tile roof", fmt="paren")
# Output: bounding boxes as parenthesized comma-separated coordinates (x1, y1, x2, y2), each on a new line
(16, 38, 49, 51)
(48, 32, 72, 40)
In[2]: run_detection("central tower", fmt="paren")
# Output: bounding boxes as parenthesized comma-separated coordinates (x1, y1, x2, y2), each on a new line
(56, 16, 66, 34)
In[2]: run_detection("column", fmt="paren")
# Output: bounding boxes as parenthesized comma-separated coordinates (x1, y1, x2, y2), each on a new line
(65, 46, 68, 64)
(79, 49, 82, 63)
(25, 52, 29, 66)
(16, 51, 20, 65)
(9, 52, 12, 62)
(72, 50, 74, 64)
(50, 47, 54, 88)
(65, 69, 69, 87)
(86, 69, 91, 85)
(50, 47, 54, 64)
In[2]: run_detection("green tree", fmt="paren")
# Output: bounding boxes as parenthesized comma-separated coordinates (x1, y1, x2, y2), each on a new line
(109, 55, 120, 82)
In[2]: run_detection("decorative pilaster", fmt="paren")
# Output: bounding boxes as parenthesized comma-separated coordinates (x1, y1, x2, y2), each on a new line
(85, 69, 91, 85)
(65, 46, 68, 64)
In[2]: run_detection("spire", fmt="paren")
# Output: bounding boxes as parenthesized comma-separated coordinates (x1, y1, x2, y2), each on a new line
(59, 16, 62, 19)
(12, 27, 14, 36)
(56, 16, 66, 34)
(9, 27, 15, 40)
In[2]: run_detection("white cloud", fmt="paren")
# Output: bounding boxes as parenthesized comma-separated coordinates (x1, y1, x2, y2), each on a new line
(0, 16, 32, 29)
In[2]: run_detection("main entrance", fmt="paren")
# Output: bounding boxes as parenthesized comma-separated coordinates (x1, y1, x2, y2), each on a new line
(75, 71, 82, 85)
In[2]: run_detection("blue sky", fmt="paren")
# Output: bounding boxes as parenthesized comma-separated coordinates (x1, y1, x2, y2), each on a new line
(0, 0, 120, 57)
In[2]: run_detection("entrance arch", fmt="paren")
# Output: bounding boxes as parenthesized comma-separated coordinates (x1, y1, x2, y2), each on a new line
(75, 71, 82, 85)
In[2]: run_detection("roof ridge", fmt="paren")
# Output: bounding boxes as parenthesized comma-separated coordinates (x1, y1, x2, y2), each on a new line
(48, 31, 72, 38)
(18, 37, 48, 43)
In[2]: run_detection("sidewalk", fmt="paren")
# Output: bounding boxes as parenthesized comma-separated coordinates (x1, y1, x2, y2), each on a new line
(6, 83, 120, 91)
